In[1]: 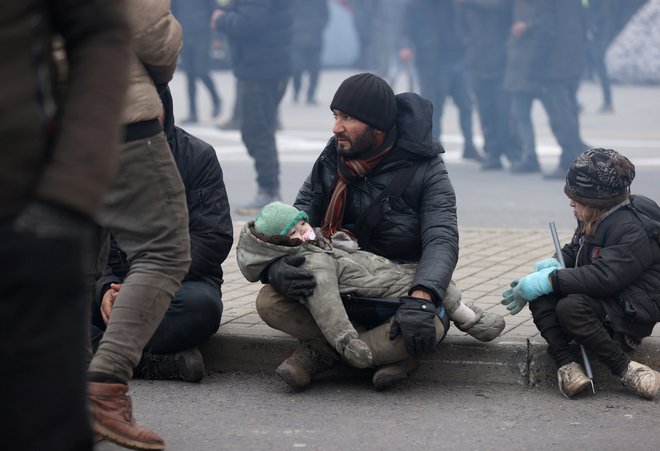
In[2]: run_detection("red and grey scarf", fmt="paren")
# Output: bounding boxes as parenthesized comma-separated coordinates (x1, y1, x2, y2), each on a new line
(320, 130, 396, 237)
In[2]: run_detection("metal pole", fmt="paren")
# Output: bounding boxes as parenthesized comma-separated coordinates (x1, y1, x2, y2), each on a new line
(549, 222, 595, 394)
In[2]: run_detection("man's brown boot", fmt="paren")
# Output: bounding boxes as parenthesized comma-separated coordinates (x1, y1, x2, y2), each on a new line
(372, 357, 419, 391)
(88, 381, 165, 450)
(275, 340, 338, 390)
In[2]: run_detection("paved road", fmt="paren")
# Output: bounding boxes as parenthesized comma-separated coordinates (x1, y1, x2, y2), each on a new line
(96, 372, 660, 451)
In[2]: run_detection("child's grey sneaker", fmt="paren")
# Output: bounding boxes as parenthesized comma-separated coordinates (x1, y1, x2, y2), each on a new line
(621, 360, 660, 400)
(456, 302, 505, 342)
(557, 362, 591, 398)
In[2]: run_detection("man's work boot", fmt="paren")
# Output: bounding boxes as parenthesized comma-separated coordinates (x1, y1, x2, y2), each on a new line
(557, 362, 591, 398)
(372, 357, 419, 391)
(88, 381, 165, 450)
(275, 340, 338, 390)
(621, 361, 660, 400)
(134, 347, 205, 383)
(455, 302, 505, 342)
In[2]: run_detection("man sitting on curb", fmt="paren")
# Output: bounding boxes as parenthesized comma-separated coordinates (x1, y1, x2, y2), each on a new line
(255, 73, 466, 390)
(91, 86, 233, 382)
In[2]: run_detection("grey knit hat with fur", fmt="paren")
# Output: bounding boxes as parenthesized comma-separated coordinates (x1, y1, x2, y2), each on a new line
(564, 148, 635, 208)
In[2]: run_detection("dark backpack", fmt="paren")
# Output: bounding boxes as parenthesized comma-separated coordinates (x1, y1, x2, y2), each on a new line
(628, 195, 660, 244)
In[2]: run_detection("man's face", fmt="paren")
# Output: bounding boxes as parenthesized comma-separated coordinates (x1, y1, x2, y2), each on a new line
(332, 109, 379, 157)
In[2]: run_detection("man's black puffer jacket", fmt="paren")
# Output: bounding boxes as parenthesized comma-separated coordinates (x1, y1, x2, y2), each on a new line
(294, 93, 459, 305)
(554, 195, 660, 339)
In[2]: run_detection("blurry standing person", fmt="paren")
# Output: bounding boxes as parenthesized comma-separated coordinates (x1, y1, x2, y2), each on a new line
(212, 0, 293, 215)
(585, 0, 648, 113)
(173, 0, 222, 123)
(456, 0, 521, 170)
(86, 2, 191, 450)
(0, 1, 130, 450)
(401, 0, 481, 160)
(504, 0, 588, 178)
(348, 0, 378, 71)
(291, 0, 329, 105)
(502, 148, 660, 400)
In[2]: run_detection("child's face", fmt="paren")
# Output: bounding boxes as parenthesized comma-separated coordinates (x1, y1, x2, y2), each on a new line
(570, 198, 587, 222)
(287, 219, 315, 241)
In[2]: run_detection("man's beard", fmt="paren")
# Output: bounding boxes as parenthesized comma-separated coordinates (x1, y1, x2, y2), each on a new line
(336, 127, 378, 157)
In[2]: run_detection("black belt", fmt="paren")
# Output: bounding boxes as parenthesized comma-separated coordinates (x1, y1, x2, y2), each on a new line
(123, 118, 162, 142)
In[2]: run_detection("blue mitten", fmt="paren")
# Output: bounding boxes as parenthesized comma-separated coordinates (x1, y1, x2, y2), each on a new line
(515, 267, 554, 301)
(534, 257, 562, 272)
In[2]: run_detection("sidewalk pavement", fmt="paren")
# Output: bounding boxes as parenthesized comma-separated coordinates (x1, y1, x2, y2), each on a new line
(199, 224, 660, 389)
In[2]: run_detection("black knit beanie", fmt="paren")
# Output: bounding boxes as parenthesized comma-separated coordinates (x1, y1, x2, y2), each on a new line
(330, 73, 397, 131)
(564, 148, 635, 208)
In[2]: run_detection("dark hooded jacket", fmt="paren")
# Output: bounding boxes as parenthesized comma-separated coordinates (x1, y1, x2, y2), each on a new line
(504, 0, 585, 92)
(294, 93, 459, 305)
(552, 195, 660, 339)
(97, 87, 233, 295)
(214, 0, 292, 81)
(457, 0, 513, 80)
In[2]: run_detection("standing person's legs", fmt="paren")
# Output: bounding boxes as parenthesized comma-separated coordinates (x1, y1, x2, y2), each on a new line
(88, 131, 191, 449)
(306, 46, 322, 104)
(1, 227, 93, 451)
(181, 43, 198, 123)
(291, 49, 304, 103)
(236, 77, 288, 213)
(472, 77, 502, 168)
(540, 80, 587, 175)
(449, 64, 479, 159)
(590, 40, 612, 111)
(509, 91, 540, 173)
(193, 34, 221, 118)
(417, 66, 448, 144)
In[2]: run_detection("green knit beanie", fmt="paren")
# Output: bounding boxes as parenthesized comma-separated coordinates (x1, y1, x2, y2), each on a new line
(254, 202, 309, 236)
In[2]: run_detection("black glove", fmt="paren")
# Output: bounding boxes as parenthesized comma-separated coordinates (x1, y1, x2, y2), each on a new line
(389, 295, 438, 357)
(266, 254, 316, 303)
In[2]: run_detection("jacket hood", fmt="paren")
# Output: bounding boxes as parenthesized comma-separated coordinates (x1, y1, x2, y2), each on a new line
(158, 84, 175, 140)
(394, 92, 443, 158)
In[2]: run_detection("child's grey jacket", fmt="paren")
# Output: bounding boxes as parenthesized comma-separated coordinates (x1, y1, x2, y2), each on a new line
(236, 222, 416, 300)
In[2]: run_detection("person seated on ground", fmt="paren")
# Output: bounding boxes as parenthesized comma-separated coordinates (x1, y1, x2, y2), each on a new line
(502, 148, 660, 400)
(254, 73, 479, 391)
(237, 201, 505, 372)
(90, 86, 233, 383)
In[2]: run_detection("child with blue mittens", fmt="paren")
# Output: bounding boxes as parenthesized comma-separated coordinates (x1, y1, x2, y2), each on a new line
(502, 148, 660, 400)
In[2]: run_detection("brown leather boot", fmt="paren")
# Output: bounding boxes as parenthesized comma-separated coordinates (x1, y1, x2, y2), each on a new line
(88, 381, 165, 450)
(372, 357, 419, 391)
(275, 340, 338, 390)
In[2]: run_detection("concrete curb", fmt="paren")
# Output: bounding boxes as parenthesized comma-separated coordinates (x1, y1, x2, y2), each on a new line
(199, 332, 660, 389)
